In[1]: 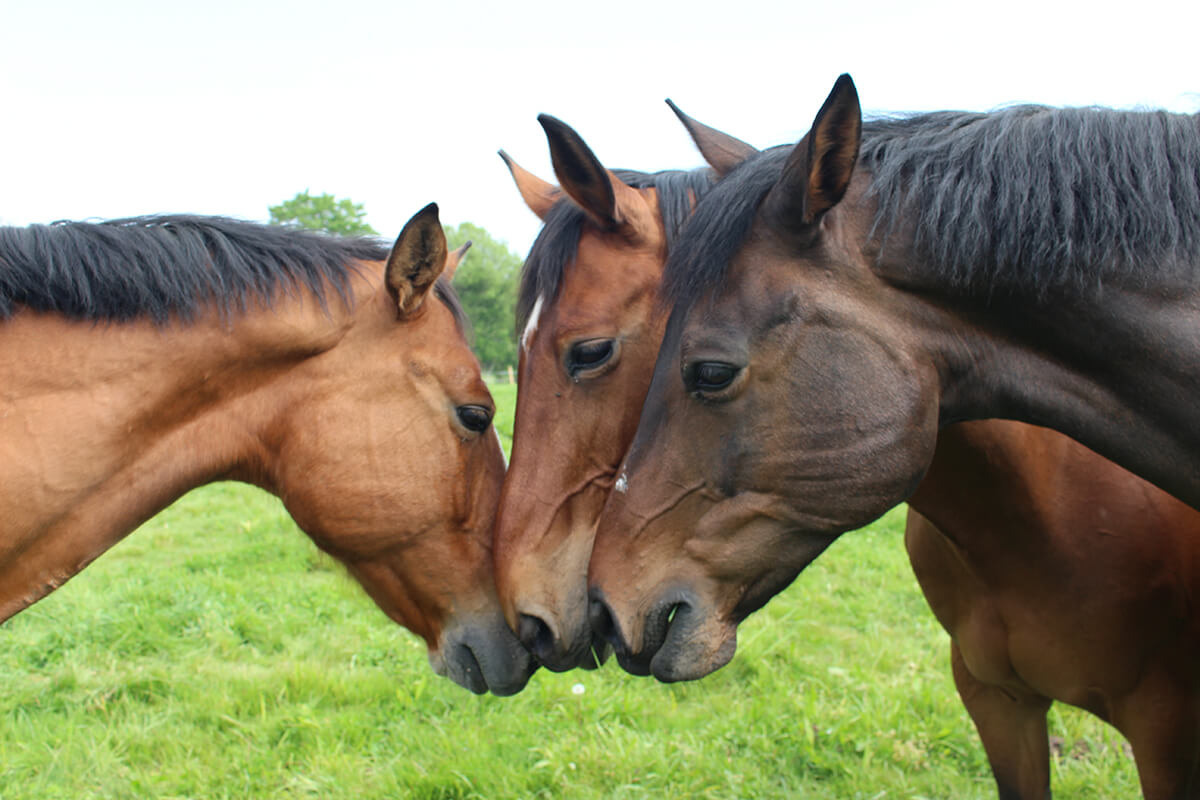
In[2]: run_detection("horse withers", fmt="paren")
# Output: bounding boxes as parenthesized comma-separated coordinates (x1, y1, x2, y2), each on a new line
(0, 204, 534, 696)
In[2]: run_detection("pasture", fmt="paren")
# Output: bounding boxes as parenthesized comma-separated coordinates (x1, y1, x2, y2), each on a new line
(0, 384, 1137, 798)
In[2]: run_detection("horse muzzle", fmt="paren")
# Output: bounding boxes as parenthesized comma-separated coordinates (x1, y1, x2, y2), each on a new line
(515, 608, 610, 672)
(431, 613, 539, 696)
(588, 586, 737, 682)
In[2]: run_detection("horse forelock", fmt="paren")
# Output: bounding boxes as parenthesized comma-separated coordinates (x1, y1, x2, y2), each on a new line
(0, 215, 392, 324)
(515, 167, 714, 337)
(664, 105, 1200, 311)
(661, 147, 791, 314)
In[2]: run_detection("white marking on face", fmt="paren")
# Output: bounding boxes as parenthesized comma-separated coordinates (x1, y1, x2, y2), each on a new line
(521, 294, 544, 353)
(614, 471, 628, 494)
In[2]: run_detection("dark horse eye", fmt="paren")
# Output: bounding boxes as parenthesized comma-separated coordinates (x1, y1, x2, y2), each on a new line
(456, 405, 493, 433)
(690, 362, 739, 393)
(567, 339, 615, 376)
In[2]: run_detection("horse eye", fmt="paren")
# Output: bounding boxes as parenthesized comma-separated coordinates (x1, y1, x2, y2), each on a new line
(567, 339, 615, 376)
(690, 362, 739, 393)
(456, 405, 492, 433)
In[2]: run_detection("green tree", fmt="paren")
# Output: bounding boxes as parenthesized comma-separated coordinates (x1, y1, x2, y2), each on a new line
(444, 222, 521, 373)
(268, 191, 377, 236)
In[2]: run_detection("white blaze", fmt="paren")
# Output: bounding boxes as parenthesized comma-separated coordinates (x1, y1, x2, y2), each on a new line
(521, 294, 544, 353)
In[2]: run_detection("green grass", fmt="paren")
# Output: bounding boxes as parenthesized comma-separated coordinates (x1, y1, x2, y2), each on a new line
(0, 395, 1140, 799)
(491, 381, 516, 457)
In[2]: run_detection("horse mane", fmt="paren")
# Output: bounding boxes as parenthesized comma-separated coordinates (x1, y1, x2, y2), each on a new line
(0, 215, 418, 324)
(516, 167, 715, 334)
(665, 105, 1200, 310)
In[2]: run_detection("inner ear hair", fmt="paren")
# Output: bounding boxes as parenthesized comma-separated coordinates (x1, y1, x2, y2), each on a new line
(387, 202, 448, 315)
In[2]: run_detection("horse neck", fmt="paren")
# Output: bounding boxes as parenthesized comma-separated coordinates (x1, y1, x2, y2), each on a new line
(907, 420, 1067, 552)
(0, 290, 358, 622)
(895, 266, 1200, 511)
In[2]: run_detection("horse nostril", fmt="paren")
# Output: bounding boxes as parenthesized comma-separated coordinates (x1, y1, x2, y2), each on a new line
(587, 588, 624, 653)
(517, 613, 555, 657)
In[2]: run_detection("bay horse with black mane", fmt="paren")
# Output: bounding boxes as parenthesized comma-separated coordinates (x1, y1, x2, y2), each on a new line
(0, 205, 534, 696)
(497, 104, 1200, 797)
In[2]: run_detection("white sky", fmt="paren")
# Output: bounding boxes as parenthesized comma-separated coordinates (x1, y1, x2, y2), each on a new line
(3, 0, 1198, 256)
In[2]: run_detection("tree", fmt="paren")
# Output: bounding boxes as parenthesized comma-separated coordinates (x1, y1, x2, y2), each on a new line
(267, 192, 519, 372)
(268, 191, 377, 236)
(443, 222, 521, 373)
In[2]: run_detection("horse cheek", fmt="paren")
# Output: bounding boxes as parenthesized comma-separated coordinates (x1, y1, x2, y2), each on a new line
(783, 327, 934, 531)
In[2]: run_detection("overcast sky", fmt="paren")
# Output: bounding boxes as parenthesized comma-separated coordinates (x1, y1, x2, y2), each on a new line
(4, 0, 1197, 256)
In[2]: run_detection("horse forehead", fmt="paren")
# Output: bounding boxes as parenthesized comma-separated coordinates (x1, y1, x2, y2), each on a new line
(690, 261, 795, 333)
(553, 242, 663, 326)
(573, 228, 664, 285)
(708, 225, 869, 322)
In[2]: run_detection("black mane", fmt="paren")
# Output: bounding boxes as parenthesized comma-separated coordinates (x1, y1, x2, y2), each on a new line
(664, 105, 1200, 310)
(516, 167, 715, 333)
(0, 215, 392, 323)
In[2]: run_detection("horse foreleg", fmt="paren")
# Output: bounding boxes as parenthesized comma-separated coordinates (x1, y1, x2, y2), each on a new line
(1111, 669, 1200, 800)
(951, 642, 1053, 800)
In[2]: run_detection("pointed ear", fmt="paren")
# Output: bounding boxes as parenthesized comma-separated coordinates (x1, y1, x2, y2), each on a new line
(666, 98, 758, 177)
(538, 114, 617, 227)
(387, 203, 448, 316)
(768, 74, 862, 228)
(499, 150, 559, 220)
(538, 113, 657, 241)
(444, 240, 471, 281)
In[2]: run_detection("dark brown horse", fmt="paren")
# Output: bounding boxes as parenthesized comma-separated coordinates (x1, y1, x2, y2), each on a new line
(589, 74, 1200, 685)
(496, 109, 1200, 796)
(0, 205, 534, 695)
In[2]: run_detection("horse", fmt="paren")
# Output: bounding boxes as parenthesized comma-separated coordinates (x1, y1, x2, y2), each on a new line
(907, 420, 1200, 799)
(588, 73, 1200, 685)
(498, 105, 1200, 797)
(0, 205, 534, 696)
(491, 116, 713, 671)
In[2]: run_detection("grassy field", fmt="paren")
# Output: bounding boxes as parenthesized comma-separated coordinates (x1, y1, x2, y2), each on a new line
(0, 383, 1140, 799)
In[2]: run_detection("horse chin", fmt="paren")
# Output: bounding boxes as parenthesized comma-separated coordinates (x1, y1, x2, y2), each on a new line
(429, 644, 487, 695)
(528, 633, 606, 673)
(512, 596, 605, 673)
(605, 591, 738, 682)
(648, 602, 738, 683)
(431, 614, 539, 697)
(543, 641, 610, 672)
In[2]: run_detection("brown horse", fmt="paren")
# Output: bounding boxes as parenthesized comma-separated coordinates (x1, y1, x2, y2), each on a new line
(588, 73, 1200, 685)
(497, 106, 1200, 795)
(492, 123, 712, 671)
(0, 205, 534, 696)
(908, 420, 1200, 799)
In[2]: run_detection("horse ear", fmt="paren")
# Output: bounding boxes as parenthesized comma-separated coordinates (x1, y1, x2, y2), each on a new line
(769, 74, 862, 227)
(499, 150, 559, 220)
(386, 203, 448, 316)
(537, 114, 655, 240)
(444, 240, 471, 281)
(666, 99, 758, 177)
